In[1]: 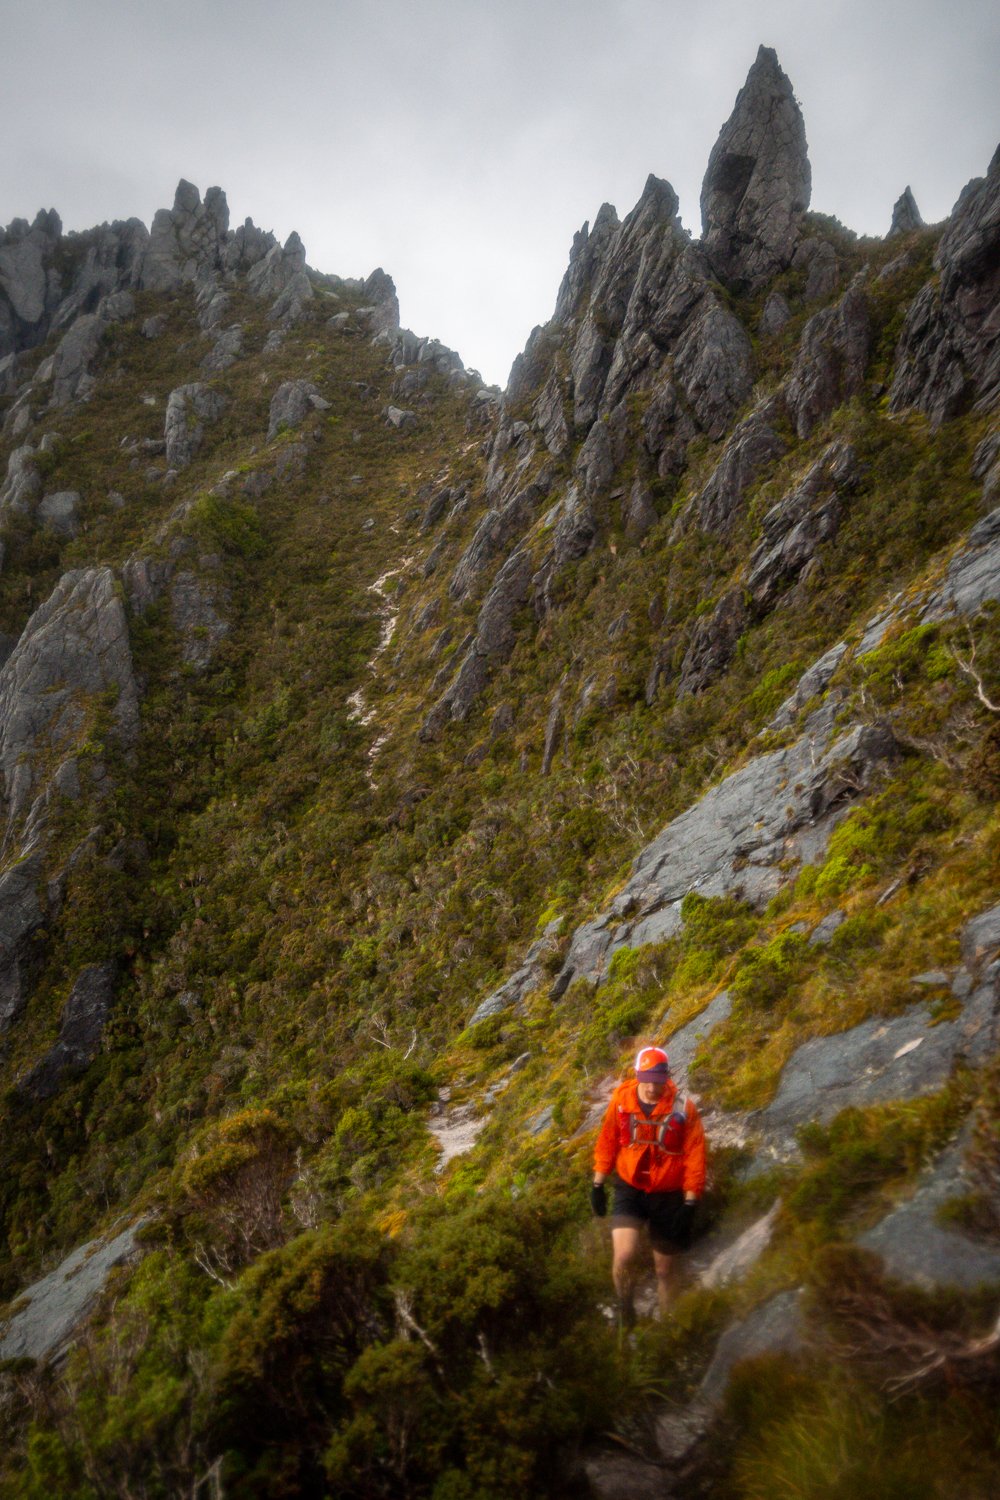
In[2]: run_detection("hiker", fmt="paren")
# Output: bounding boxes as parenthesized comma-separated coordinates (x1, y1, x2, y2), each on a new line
(591, 1045, 706, 1325)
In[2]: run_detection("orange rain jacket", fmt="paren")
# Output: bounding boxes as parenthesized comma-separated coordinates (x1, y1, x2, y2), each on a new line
(594, 1078, 706, 1196)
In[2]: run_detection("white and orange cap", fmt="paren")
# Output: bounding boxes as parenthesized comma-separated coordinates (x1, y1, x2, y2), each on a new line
(635, 1046, 670, 1080)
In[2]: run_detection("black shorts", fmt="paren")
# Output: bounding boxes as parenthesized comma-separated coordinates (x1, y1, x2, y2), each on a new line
(610, 1181, 687, 1253)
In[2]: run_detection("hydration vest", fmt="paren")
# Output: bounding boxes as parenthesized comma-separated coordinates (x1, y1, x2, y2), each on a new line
(618, 1097, 689, 1156)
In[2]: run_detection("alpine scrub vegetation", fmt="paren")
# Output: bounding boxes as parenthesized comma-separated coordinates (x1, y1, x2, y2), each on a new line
(1, 47, 999, 1498)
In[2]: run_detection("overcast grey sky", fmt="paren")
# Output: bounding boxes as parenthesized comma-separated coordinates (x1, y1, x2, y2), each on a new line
(3, 0, 998, 385)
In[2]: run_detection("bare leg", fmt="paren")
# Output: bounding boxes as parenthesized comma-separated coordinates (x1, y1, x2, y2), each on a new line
(652, 1248, 676, 1319)
(611, 1226, 643, 1325)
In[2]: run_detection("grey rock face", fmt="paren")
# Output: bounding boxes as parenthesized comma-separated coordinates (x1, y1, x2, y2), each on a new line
(0, 568, 139, 848)
(449, 479, 548, 602)
(534, 369, 570, 457)
(664, 989, 733, 1090)
(421, 547, 535, 739)
(623, 477, 658, 542)
(202, 324, 243, 372)
(0, 442, 43, 515)
(888, 186, 925, 238)
(541, 687, 565, 776)
(701, 46, 811, 289)
(759, 290, 792, 335)
(654, 1291, 805, 1465)
(754, 955, 997, 1158)
(359, 267, 400, 336)
(468, 919, 562, 1025)
(247, 231, 313, 324)
(222, 217, 277, 276)
(794, 236, 840, 301)
(548, 707, 897, 996)
(890, 145, 1000, 425)
(0, 210, 147, 362)
(18, 961, 118, 1101)
(785, 279, 871, 439)
(139, 180, 230, 293)
(923, 504, 1000, 620)
(50, 312, 104, 406)
(0, 209, 62, 328)
(0, 1219, 145, 1363)
(164, 383, 227, 468)
(677, 587, 748, 696)
(267, 379, 328, 441)
(701, 1201, 782, 1290)
(767, 641, 847, 731)
(0, 850, 46, 1033)
(170, 571, 230, 671)
(859, 1137, 1000, 1290)
(672, 299, 755, 439)
(697, 396, 786, 533)
(38, 490, 81, 537)
(746, 441, 859, 609)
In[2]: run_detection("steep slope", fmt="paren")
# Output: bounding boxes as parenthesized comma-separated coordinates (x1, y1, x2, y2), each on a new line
(1, 48, 999, 1500)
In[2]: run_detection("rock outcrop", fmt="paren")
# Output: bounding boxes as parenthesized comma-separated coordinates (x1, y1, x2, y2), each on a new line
(890, 144, 1000, 425)
(785, 277, 871, 438)
(164, 383, 227, 469)
(0, 568, 139, 851)
(17, 961, 118, 1101)
(888, 185, 925, 237)
(0, 1218, 145, 1362)
(701, 45, 811, 289)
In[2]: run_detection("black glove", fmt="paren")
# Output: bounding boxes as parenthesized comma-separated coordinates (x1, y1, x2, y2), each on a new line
(590, 1182, 607, 1218)
(673, 1200, 697, 1248)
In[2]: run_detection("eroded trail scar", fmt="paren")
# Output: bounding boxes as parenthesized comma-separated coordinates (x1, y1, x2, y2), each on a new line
(347, 551, 414, 782)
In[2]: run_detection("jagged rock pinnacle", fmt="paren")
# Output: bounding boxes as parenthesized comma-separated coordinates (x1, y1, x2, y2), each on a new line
(888, 185, 925, 237)
(700, 45, 811, 290)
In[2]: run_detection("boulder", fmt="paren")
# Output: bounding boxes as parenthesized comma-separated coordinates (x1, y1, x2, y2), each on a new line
(267, 379, 328, 441)
(701, 46, 811, 289)
(164, 382, 227, 468)
(0, 442, 42, 515)
(38, 489, 80, 538)
(201, 324, 243, 371)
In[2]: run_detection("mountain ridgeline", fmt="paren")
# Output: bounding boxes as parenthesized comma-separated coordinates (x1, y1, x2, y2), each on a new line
(0, 45, 999, 1499)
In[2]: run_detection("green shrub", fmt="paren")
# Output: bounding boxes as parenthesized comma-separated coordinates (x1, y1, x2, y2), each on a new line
(730, 931, 810, 1011)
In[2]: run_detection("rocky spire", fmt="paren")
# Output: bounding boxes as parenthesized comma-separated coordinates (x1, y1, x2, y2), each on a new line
(888, 185, 925, 237)
(700, 45, 811, 290)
